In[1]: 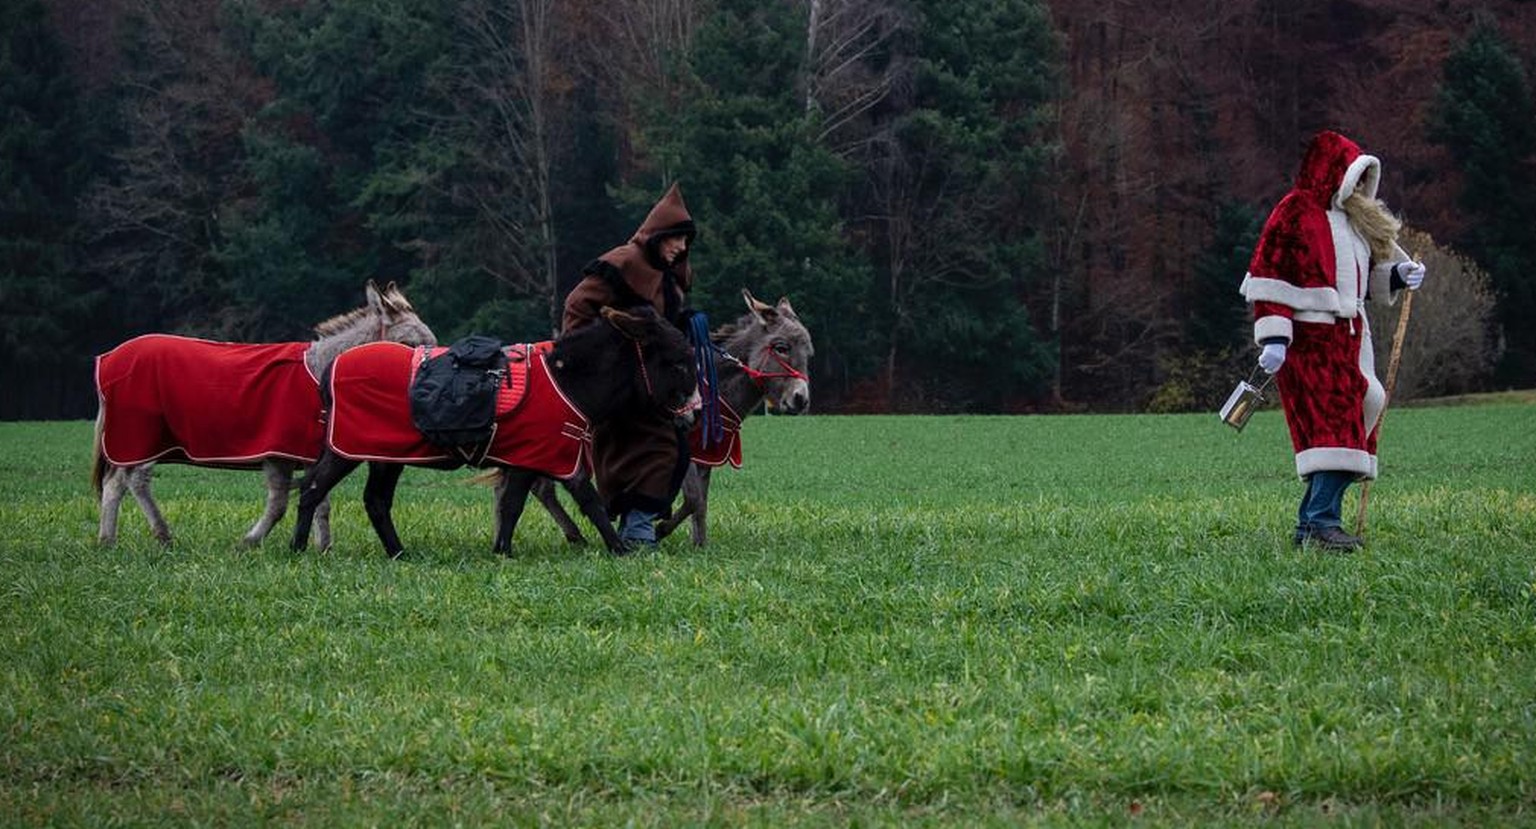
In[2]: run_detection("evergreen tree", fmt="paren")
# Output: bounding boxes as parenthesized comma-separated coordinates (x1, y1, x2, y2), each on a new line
(0, 0, 101, 417)
(863, 0, 1061, 409)
(228, 0, 593, 343)
(1429, 21, 1536, 384)
(1146, 201, 1262, 413)
(1185, 201, 1261, 354)
(631, 0, 875, 389)
(222, 0, 456, 336)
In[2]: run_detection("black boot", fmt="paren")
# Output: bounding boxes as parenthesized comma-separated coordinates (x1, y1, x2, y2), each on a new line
(1297, 525, 1363, 552)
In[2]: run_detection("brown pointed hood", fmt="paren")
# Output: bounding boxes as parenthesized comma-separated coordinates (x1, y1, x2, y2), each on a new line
(630, 183, 696, 261)
(569, 184, 695, 330)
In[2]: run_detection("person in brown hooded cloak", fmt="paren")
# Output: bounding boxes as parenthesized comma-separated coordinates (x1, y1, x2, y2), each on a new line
(562, 183, 698, 550)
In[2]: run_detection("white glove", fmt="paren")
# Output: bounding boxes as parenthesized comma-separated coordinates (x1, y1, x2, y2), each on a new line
(1258, 342, 1287, 375)
(1396, 260, 1426, 290)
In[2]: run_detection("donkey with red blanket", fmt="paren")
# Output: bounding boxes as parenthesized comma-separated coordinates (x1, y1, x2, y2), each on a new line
(290, 306, 699, 558)
(93, 281, 435, 547)
(524, 289, 813, 547)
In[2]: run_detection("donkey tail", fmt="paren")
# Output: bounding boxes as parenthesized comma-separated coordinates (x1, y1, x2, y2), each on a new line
(91, 411, 107, 494)
(468, 469, 503, 488)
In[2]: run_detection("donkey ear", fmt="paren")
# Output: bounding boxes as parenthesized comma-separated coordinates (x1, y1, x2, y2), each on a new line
(379, 280, 411, 314)
(776, 296, 799, 319)
(365, 280, 384, 311)
(600, 306, 648, 340)
(743, 288, 778, 326)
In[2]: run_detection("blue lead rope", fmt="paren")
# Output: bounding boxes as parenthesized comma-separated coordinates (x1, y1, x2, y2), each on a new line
(688, 311, 723, 449)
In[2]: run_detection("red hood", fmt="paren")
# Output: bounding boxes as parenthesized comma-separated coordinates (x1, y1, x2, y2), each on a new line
(1294, 130, 1378, 210)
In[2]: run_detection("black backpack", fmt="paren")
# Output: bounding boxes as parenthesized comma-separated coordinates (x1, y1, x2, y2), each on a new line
(409, 335, 508, 450)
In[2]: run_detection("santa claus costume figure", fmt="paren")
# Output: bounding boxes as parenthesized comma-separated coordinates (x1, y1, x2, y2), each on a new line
(1240, 130, 1426, 551)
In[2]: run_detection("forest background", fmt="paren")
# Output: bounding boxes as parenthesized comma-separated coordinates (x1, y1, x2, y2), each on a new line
(3, 0, 1534, 418)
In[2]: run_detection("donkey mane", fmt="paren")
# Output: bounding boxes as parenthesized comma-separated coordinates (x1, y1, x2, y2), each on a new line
(711, 307, 805, 352)
(548, 315, 627, 377)
(711, 317, 755, 349)
(311, 287, 415, 337)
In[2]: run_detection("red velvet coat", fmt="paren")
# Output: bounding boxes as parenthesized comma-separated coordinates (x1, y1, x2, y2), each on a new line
(1239, 131, 1409, 480)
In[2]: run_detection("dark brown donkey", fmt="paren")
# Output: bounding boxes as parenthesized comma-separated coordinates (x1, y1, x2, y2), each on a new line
(523, 289, 813, 547)
(291, 307, 700, 558)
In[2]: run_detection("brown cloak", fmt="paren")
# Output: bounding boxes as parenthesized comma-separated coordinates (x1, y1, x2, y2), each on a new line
(561, 183, 697, 515)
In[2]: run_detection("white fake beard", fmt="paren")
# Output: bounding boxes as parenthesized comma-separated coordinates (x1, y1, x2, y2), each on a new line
(1342, 190, 1402, 262)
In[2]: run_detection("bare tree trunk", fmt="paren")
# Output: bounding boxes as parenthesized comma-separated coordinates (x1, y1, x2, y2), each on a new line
(518, 0, 561, 334)
(800, 0, 905, 152)
(450, 0, 571, 325)
(584, 0, 699, 180)
(804, 0, 823, 113)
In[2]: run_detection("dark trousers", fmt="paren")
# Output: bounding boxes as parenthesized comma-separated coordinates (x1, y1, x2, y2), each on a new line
(1295, 470, 1355, 540)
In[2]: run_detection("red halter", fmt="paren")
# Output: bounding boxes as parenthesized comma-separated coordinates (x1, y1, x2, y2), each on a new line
(718, 343, 808, 388)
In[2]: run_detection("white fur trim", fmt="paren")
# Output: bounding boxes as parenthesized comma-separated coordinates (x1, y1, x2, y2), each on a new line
(1253, 315, 1292, 345)
(1360, 315, 1386, 437)
(1370, 241, 1410, 306)
(1333, 154, 1380, 208)
(1325, 211, 1368, 318)
(1295, 311, 1335, 324)
(1296, 447, 1376, 480)
(1240, 274, 1341, 313)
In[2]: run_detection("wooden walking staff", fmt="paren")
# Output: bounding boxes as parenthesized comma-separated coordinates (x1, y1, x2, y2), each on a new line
(1354, 265, 1418, 535)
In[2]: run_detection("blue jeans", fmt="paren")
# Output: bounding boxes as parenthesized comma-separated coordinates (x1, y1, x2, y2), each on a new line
(1295, 470, 1354, 540)
(619, 509, 658, 546)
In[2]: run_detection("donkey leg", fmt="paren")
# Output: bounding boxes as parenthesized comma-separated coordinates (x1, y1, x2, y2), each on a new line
(532, 475, 586, 545)
(563, 476, 625, 555)
(688, 465, 713, 547)
(314, 493, 333, 553)
(361, 462, 407, 559)
(494, 468, 539, 556)
(243, 460, 296, 546)
(656, 464, 700, 542)
(125, 464, 172, 546)
(98, 464, 130, 546)
(293, 452, 357, 551)
(654, 501, 691, 540)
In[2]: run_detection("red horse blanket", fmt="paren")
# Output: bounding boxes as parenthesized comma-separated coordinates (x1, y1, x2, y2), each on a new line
(95, 334, 323, 467)
(326, 341, 591, 479)
(689, 399, 743, 468)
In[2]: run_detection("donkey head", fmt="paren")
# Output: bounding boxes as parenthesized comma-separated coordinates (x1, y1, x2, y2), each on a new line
(550, 307, 699, 425)
(738, 289, 813, 414)
(365, 280, 437, 348)
(599, 306, 701, 422)
(308, 281, 436, 374)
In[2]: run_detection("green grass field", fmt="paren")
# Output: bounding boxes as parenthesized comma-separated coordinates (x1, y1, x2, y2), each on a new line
(2, 405, 1534, 826)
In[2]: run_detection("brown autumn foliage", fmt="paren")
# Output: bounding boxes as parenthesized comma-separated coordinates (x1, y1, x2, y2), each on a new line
(1043, 0, 1536, 408)
(35, 0, 1536, 412)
